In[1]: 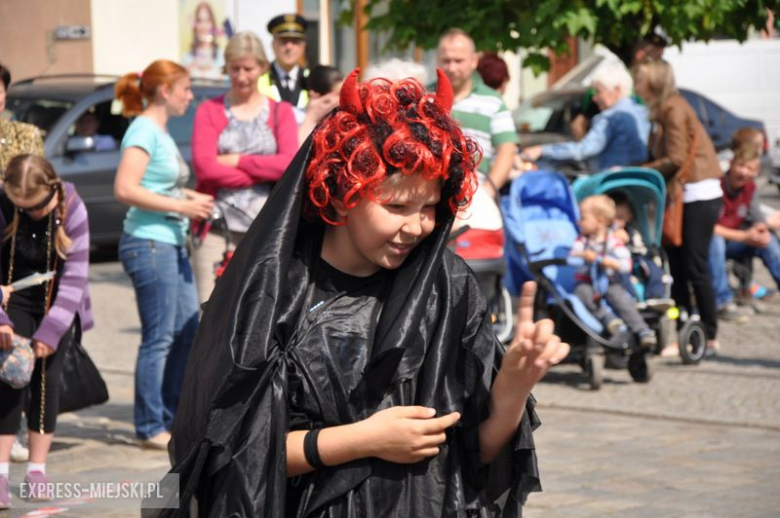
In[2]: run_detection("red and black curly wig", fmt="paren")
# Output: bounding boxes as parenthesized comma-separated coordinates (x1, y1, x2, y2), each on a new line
(305, 69, 480, 225)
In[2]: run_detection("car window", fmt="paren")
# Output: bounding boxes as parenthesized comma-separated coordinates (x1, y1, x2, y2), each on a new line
(514, 100, 555, 132)
(67, 100, 127, 152)
(513, 93, 581, 135)
(5, 97, 74, 138)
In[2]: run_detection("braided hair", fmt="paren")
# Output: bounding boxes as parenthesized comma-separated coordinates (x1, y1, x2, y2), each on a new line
(3, 154, 72, 259)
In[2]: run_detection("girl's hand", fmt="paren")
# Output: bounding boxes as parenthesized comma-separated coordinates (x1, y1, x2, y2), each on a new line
(500, 282, 569, 389)
(185, 189, 214, 203)
(357, 406, 461, 464)
(179, 197, 215, 220)
(0, 325, 14, 350)
(33, 340, 55, 359)
(613, 228, 629, 244)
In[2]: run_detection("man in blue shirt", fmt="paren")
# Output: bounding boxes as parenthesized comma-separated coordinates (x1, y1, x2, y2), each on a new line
(523, 61, 650, 172)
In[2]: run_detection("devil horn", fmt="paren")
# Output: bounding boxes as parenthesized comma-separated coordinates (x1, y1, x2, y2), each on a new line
(339, 68, 364, 115)
(434, 68, 453, 113)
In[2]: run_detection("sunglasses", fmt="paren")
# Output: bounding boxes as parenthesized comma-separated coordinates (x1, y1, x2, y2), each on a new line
(18, 188, 57, 214)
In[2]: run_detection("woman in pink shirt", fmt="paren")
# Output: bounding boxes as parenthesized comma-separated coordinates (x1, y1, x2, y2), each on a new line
(191, 31, 298, 304)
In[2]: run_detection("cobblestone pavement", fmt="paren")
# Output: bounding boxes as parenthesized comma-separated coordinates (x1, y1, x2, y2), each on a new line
(2, 186, 779, 516)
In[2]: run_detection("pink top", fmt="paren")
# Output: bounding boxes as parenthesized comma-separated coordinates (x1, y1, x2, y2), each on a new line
(191, 95, 298, 197)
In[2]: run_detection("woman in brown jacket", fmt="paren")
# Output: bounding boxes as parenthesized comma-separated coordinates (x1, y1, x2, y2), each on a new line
(634, 60, 723, 356)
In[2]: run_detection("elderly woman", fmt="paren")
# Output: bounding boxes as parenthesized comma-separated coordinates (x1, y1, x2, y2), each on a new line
(633, 59, 723, 357)
(191, 31, 298, 304)
(523, 61, 650, 171)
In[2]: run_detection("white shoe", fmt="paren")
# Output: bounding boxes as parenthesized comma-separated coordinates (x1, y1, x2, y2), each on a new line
(11, 437, 29, 463)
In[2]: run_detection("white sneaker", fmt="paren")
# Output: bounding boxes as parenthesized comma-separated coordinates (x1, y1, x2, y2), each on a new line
(10, 437, 29, 463)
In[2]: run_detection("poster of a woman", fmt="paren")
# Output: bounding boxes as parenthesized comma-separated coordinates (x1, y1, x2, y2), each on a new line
(180, 1, 232, 79)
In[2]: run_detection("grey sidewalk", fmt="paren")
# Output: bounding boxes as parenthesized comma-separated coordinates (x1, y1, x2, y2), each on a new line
(2, 260, 779, 517)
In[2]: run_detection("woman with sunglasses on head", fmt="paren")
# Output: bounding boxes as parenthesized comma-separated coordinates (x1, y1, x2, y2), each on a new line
(114, 60, 214, 451)
(0, 154, 94, 508)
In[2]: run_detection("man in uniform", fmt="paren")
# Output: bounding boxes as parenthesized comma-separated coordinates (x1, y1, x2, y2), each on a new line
(260, 13, 310, 121)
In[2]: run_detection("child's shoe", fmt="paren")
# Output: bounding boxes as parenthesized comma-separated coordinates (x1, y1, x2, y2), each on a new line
(638, 329, 658, 350)
(605, 318, 626, 337)
(645, 298, 674, 313)
(23, 471, 53, 501)
(0, 475, 10, 509)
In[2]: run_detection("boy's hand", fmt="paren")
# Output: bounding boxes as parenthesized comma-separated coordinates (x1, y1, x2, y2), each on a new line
(358, 406, 461, 464)
(582, 250, 598, 263)
(745, 224, 771, 248)
(501, 282, 569, 388)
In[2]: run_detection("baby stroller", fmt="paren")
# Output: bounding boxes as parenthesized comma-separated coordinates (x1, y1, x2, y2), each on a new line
(503, 169, 652, 389)
(573, 168, 708, 366)
(451, 183, 513, 343)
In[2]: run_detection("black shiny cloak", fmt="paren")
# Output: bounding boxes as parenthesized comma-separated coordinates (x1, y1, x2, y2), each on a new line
(154, 136, 542, 517)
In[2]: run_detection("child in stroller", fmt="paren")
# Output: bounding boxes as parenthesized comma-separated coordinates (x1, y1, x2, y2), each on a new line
(572, 195, 658, 350)
(608, 190, 673, 311)
(503, 169, 655, 389)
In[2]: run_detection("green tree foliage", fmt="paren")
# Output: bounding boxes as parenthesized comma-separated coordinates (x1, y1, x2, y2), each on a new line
(352, 0, 778, 72)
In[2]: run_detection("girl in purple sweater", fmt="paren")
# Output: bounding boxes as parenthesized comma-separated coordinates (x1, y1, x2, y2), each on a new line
(0, 154, 93, 507)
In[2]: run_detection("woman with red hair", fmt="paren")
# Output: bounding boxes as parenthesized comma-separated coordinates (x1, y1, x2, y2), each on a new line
(114, 60, 214, 450)
(155, 70, 567, 517)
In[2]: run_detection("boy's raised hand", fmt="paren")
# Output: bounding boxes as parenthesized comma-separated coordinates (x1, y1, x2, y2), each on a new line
(501, 281, 569, 388)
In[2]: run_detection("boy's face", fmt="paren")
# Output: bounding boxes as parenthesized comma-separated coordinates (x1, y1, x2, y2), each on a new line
(335, 173, 441, 275)
(729, 158, 760, 189)
(579, 206, 604, 237)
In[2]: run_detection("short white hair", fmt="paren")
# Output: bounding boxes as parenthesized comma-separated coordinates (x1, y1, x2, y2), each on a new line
(363, 58, 428, 84)
(591, 61, 633, 97)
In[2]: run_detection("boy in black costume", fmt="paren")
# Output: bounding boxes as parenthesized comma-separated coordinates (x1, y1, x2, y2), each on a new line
(155, 69, 569, 517)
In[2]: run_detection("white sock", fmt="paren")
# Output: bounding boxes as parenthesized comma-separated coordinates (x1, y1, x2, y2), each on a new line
(27, 462, 45, 474)
(0, 462, 9, 477)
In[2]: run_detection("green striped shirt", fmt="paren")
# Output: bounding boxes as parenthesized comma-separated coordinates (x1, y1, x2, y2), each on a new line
(451, 74, 518, 175)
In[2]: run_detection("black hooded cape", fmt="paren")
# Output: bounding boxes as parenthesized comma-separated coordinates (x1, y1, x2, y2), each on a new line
(150, 135, 542, 517)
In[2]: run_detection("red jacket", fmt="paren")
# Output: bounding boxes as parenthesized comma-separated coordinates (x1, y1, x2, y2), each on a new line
(718, 176, 756, 230)
(191, 95, 298, 197)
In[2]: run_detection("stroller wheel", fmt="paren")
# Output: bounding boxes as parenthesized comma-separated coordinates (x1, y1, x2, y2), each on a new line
(628, 351, 653, 383)
(584, 352, 603, 390)
(678, 320, 707, 365)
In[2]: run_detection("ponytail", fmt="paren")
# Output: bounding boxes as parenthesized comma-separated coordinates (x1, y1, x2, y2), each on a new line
(115, 72, 144, 117)
(115, 60, 189, 117)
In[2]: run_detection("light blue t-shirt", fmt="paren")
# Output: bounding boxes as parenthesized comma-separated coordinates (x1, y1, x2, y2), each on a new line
(120, 116, 190, 246)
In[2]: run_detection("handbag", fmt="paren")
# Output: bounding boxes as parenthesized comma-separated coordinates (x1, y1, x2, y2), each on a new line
(58, 323, 109, 414)
(0, 335, 35, 389)
(661, 121, 700, 247)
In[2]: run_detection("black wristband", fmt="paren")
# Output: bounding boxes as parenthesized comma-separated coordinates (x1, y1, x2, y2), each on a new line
(304, 428, 326, 470)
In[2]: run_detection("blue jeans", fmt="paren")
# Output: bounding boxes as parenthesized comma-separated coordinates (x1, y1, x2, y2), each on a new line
(708, 233, 780, 308)
(119, 234, 199, 439)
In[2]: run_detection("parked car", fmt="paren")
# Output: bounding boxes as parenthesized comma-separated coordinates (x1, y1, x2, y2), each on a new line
(4, 74, 229, 246)
(513, 86, 766, 154)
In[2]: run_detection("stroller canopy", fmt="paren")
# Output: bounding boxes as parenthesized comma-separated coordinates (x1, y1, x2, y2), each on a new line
(572, 168, 666, 248)
(502, 169, 581, 295)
